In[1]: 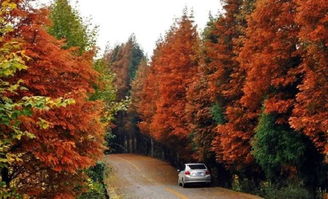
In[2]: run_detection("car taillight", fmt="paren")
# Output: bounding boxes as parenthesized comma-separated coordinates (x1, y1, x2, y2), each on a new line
(205, 170, 210, 175)
(184, 171, 190, 175)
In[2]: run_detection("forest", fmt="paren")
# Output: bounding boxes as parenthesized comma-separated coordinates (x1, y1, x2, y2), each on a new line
(0, 0, 327, 198)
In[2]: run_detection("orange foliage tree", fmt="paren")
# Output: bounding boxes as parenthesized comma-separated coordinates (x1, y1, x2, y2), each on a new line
(134, 13, 199, 156)
(209, 0, 254, 168)
(290, 0, 328, 158)
(236, 0, 301, 175)
(183, 17, 222, 162)
(152, 14, 199, 147)
(239, 0, 299, 118)
(185, 71, 216, 161)
(105, 36, 144, 100)
(134, 43, 162, 137)
(132, 0, 327, 194)
(6, 0, 105, 197)
(130, 59, 150, 129)
(103, 36, 144, 153)
(212, 0, 301, 169)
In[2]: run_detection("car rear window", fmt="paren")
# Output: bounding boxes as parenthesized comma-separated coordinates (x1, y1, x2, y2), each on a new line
(188, 165, 206, 169)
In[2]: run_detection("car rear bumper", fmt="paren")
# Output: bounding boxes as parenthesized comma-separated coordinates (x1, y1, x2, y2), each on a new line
(184, 175, 211, 183)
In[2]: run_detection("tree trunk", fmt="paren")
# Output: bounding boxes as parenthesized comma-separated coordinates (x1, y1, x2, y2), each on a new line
(1, 167, 10, 186)
(124, 135, 128, 153)
(133, 136, 137, 152)
(129, 136, 133, 153)
(150, 138, 154, 157)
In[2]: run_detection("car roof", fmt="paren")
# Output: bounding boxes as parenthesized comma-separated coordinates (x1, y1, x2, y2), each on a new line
(185, 163, 206, 165)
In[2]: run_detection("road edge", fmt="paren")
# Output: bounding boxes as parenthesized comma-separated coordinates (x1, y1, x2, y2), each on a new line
(104, 164, 123, 199)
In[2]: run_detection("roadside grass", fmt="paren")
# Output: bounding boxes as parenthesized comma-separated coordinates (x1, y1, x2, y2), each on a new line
(104, 165, 122, 199)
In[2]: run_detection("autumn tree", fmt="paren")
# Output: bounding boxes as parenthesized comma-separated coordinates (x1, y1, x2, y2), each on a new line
(183, 17, 221, 162)
(231, 1, 328, 195)
(105, 35, 144, 100)
(49, 0, 126, 149)
(217, 0, 301, 186)
(0, 1, 78, 197)
(289, 0, 328, 159)
(102, 36, 144, 154)
(131, 59, 149, 112)
(48, 0, 122, 197)
(185, 73, 217, 161)
(131, 0, 327, 196)
(235, 0, 300, 172)
(121, 58, 148, 150)
(136, 13, 199, 158)
(239, 0, 300, 117)
(0, 2, 44, 197)
(205, 0, 255, 168)
(48, 0, 124, 198)
(133, 42, 162, 139)
(2, 0, 106, 197)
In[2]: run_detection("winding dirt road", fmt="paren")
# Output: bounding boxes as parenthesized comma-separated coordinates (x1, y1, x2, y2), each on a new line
(104, 154, 262, 199)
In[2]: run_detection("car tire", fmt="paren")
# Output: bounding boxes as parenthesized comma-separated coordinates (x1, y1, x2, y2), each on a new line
(182, 180, 186, 188)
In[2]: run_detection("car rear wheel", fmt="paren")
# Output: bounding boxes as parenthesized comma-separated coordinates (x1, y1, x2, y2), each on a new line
(182, 179, 187, 188)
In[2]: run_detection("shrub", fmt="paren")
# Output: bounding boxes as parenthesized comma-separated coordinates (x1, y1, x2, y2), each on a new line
(79, 162, 108, 199)
(260, 181, 312, 199)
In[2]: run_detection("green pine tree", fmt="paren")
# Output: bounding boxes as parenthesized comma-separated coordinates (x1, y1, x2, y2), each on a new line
(252, 110, 305, 181)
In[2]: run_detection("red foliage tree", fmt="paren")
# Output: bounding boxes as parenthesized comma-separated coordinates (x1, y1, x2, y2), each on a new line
(150, 14, 199, 145)
(290, 0, 328, 158)
(205, 0, 244, 102)
(131, 59, 150, 128)
(209, 0, 254, 167)
(239, 0, 299, 117)
(105, 42, 132, 100)
(104, 36, 145, 153)
(134, 42, 162, 137)
(7, 1, 105, 197)
(134, 14, 199, 157)
(185, 71, 216, 161)
(183, 17, 222, 162)
(105, 36, 144, 100)
(213, 0, 300, 168)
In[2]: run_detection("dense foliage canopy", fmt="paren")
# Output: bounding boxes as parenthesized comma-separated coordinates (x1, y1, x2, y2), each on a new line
(132, 0, 327, 197)
(1, 0, 327, 198)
